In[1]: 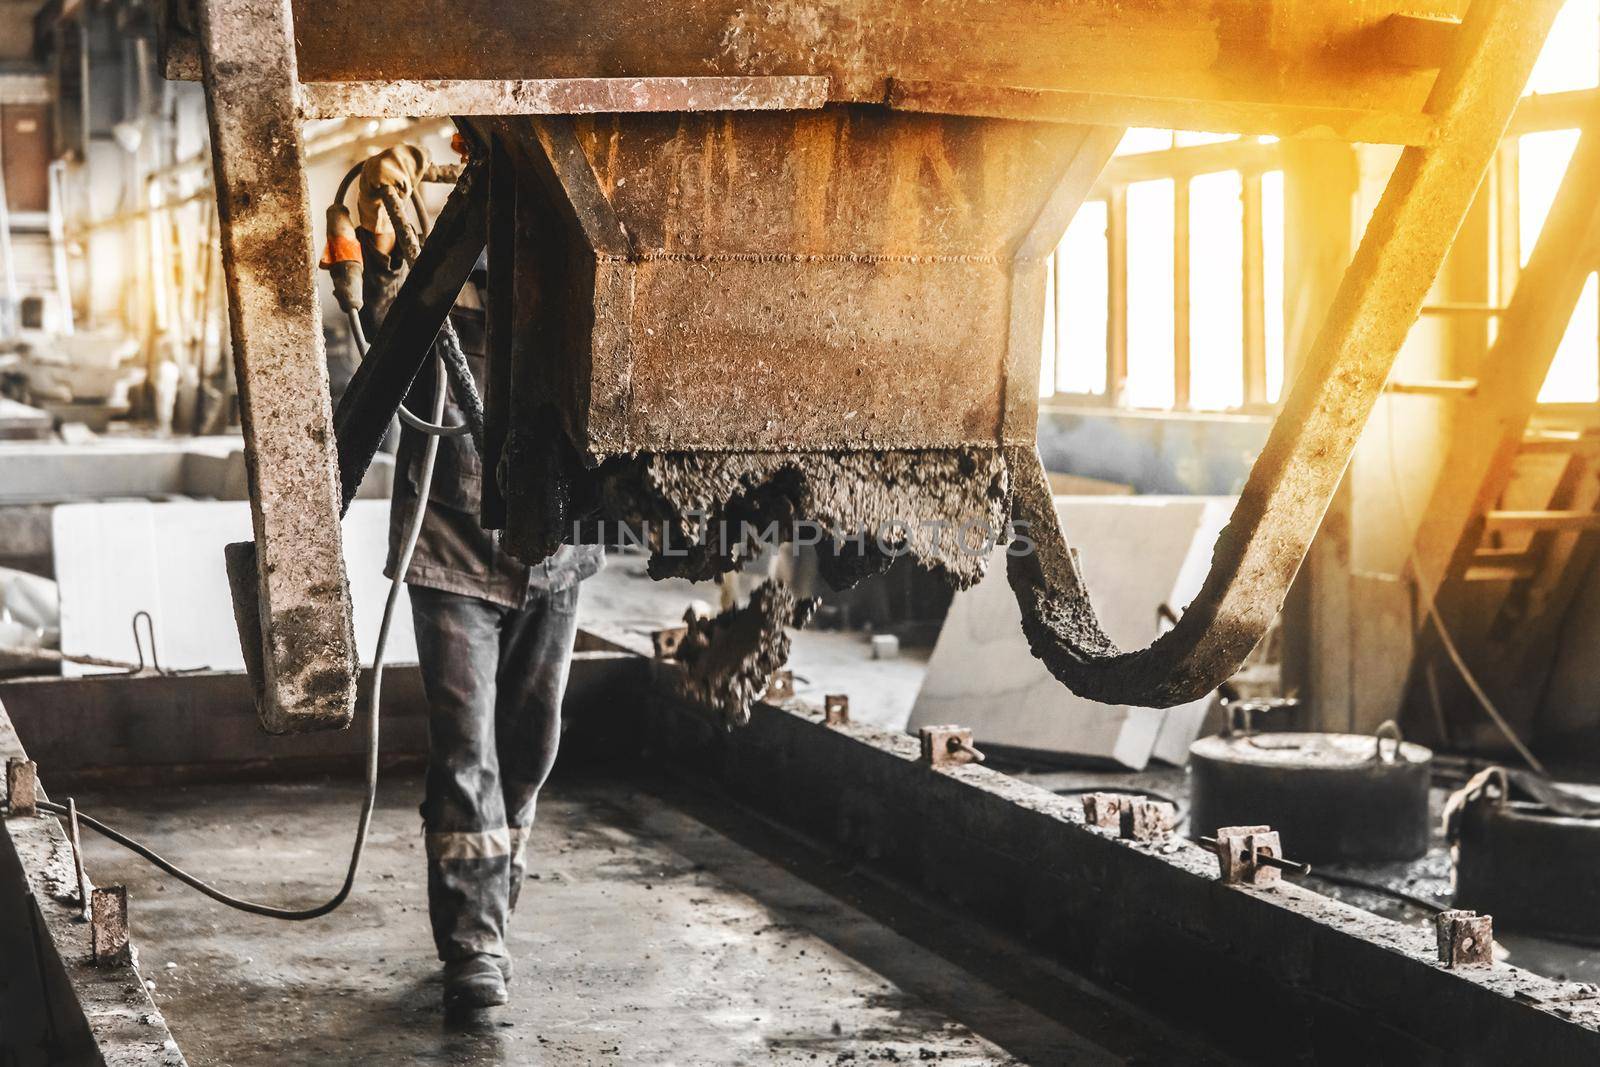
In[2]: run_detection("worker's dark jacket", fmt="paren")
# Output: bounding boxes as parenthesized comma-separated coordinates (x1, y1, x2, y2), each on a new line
(361, 234, 603, 607)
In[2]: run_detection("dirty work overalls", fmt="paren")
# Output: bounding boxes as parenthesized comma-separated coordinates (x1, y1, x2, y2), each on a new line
(361, 235, 604, 964)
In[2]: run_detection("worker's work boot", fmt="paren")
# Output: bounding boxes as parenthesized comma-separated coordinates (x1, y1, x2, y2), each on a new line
(442, 954, 509, 1009)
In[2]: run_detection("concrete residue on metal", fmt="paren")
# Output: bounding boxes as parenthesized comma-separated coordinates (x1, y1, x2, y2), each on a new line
(298, 76, 831, 120)
(670, 580, 818, 728)
(599, 447, 1011, 590)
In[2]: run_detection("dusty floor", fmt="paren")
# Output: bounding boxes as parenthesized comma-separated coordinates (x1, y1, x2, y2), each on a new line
(75, 769, 1220, 1066)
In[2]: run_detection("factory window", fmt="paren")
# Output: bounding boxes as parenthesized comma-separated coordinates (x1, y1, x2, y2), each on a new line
(1040, 130, 1285, 412)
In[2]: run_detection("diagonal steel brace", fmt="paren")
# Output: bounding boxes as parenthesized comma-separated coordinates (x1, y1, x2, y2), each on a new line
(1006, 0, 1565, 708)
(333, 162, 489, 511)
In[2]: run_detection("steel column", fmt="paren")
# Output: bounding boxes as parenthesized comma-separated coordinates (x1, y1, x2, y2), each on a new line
(197, 0, 356, 733)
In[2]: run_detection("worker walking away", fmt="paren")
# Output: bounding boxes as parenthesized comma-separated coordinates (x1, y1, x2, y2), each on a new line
(352, 145, 604, 1011)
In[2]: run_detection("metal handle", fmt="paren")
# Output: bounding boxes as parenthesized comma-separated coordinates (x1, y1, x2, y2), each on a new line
(1373, 719, 1403, 764)
(1221, 700, 1254, 738)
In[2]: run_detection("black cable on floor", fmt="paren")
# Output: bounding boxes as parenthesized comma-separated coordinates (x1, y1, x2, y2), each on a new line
(1302, 868, 1447, 915)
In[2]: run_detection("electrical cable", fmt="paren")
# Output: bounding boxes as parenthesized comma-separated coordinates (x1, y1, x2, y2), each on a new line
(1381, 399, 1547, 774)
(345, 306, 469, 438)
(33, 191, 458, 920)
(1302, 868, 1448, 915)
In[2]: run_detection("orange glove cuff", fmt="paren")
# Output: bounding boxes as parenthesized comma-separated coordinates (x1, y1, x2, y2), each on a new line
(318, 233, 363, 269)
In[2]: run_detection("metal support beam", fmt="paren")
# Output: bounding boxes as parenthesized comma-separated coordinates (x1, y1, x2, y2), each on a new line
(332, 163, 488, 512)
(197, 0, 356, 733)
(1007, 0, 1564, 708)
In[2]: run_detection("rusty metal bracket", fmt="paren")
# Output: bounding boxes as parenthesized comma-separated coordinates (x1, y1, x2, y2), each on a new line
(1080, 792, 1129, 830)
(5, 757, 36, 816)
(919, 725, 985, 768)
(1204, 825, 1310, 888)
(763, 669, 796, 703)
(652, 625, 688, 660)
(1080, 792, 1176, 840)
(1122, 798, 1178, 842)
(822, 694, 850, 726)
(1004, 0, 1564, 709)
(1437, 909, 1495, 967)
(90, 886, 130, 967)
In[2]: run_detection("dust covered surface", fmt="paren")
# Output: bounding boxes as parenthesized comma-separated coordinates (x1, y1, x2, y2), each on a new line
(595, 447, 1011, 590)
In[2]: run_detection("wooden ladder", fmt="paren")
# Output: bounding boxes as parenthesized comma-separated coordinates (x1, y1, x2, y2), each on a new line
(1396, 121, 1600, 747)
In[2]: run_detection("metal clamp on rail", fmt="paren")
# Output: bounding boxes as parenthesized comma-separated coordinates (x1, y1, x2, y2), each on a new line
(91, 886, 130, 966)
(1202, 826, 1310, 887)
(1081, 792, 1178, 841)
(763, 669, 795, 702)
(1436, 909, 1495, 967)
(919, 726, 985, 768)
(652, 625, 688, 660)
(4, 758, 36, 817)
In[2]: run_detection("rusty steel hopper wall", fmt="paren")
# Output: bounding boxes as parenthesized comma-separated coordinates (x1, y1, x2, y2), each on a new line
(493, 109, 1107, 459)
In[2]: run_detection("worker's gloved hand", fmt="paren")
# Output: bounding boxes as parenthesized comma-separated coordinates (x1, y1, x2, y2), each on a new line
(357, 144, 429, 251)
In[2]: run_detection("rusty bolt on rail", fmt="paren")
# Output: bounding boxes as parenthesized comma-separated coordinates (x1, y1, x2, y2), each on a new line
(919, 726, 985, 767)
(764, 669, 795, 702)
(822, 694, 850, 725)
(1202, 826, 1310, 887)
(651, 625, 688, 660)
(5, 758, 36, 817)
(1081, 792, 1130, 830)
(1081, 793, 1177, 841)
(91, 885, 130, 966)
(1437, 909, 1495, 967)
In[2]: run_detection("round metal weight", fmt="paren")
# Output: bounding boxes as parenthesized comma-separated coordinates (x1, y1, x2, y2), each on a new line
(1188, 730, 1433, 863)
(1454, 799, 1600, 943)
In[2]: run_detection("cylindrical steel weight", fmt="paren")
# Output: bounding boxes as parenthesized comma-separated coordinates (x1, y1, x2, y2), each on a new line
(1455, 799, 1600, 943)
(1188, 730, 1432, 863)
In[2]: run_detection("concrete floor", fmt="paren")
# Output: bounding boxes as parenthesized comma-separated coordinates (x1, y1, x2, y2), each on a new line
(76, 770, 1217, 1066)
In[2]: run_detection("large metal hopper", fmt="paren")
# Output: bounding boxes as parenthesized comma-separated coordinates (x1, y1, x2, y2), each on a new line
(170, 0, 1560, 731)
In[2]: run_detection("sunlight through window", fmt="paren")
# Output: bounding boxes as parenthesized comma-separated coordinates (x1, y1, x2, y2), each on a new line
(1519, 127, 1599, 402)
(1056, 200, 1109, 395)
(1188, 171, 1244, 410)
(1263, 171, 1285, 403)
(1527, 0, 1600, 94)
(1126, 179, 1175, 409)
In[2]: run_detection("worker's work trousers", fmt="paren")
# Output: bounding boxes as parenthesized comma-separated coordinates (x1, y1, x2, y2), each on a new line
(409, 583, 580, 963)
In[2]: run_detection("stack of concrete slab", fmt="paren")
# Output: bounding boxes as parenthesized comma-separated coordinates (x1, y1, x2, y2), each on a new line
(0, 436, 392, 504)
(909, 496, 1235, 768)
(53, 499, 414, 674)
